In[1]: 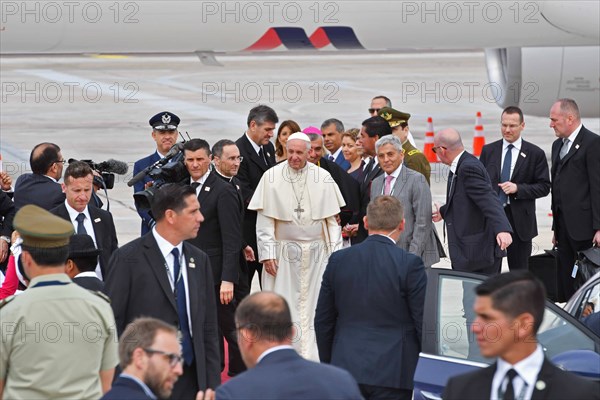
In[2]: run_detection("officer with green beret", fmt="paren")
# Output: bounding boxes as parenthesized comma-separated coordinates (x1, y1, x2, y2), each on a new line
(0, 205, 118, 399)
(379, 107, 431, 185)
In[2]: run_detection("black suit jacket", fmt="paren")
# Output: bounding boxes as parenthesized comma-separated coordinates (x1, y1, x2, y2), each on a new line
(439, 152, 512, 273)
(186, 172, 242, 285)
(14, 173, 65, 211)
(315, 234, 427, 390)
(354, 159, 384, 244)
(235, 135, 275, 251)
(480, 139, 550, 241)
(104, 234, 220, 390)
(443, 358, 600, 400)
(101, 375, 153, 400)
(551, 126, 600, 241)
(318, 157, 360, 226)
(73, 276, 105, 292)
(50, 203, 118, 278)
(0, 191, 15, 237)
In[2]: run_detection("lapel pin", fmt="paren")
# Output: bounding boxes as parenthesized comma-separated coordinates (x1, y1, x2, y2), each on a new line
(575, 144, 580, 149)
(535, 380, 546, 391)
(267, 152, 271, 158)
(204, 186, 210, 192)
(520, 152, 526, 158)
(236, 184, 240, 190)
(189, 257, 196, 269)
(94, 218, 101, 223)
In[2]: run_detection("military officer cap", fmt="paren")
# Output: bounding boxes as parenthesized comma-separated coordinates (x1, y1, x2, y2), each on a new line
(13, 205, 74, 248)
(149, 111, 180, 131)
(378, 107, 411, 128)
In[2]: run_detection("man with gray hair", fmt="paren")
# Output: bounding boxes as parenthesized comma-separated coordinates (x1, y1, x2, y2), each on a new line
(248, 132, 345, 360)
(549, 98, 600, 301)
(321, 118, 350, 170)
(316, 195, 426, 399)
(371, 135, 440, 267)
(432, 128, 512, 274)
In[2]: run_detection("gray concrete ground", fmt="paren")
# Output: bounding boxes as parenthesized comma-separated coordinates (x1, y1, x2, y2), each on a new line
(1, 52, 598, 277)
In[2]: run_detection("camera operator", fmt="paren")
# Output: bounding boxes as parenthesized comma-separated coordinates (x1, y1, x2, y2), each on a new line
(50, 161, 118, 280)
(182, 139, 247, 377)
(133, 111, 181, 236)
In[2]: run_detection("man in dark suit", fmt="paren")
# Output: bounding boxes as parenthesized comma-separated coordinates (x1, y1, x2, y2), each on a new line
(0, 190, 15, 265)
(352, 116, 392, 244)
(65, 234, 104, 292)
(216, 292, 363, 400)
(443, 271, 600, 400)
(432, 128, 513, 274)
(101, 317, 186, 400)
(315, 195, 427, 400)
(480, 106, 551, 271)
(132, 111, 181, 236)
(306, 132, 360, 227)
(182, 138, 246, 377)
(235, 105, 278, 287)
(50, 161, 118, 280)
(549, 98, 600, 302)
(321, 118, 351, 171)
(14, 142, 65, 211)
(105, 184, 220, 397)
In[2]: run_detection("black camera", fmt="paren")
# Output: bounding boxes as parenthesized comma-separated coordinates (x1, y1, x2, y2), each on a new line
(129, 142, 190, 211)
(70, 158, 129, 190)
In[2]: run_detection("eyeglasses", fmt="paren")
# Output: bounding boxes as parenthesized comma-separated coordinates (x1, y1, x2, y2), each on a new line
(431, 146, 446, 154)
(226, 156, 244, 163)
(54, 159, 67, 165)
(368, 108, 381, 114)
(143, 348, 183, 367)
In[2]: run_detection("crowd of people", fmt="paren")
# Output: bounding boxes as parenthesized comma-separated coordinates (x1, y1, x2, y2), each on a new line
(0, 96, 599, 399)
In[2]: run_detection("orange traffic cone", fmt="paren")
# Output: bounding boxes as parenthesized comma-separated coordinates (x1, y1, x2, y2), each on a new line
(423, 117, 438, 163)
(473, 111, 485, 156)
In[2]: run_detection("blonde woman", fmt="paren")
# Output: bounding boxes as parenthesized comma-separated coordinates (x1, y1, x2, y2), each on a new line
(275, 120, 301, 162)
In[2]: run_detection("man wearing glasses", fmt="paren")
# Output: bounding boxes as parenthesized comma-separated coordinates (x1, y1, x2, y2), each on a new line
(13, 142, 66, 211)
(368, 96, 416, 146)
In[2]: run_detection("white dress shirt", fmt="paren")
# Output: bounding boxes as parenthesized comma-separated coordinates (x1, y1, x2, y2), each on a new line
(491, 345, 545, 400)
(64, 201, 102, 279)
(190, 169, 211, 196)
(380, 164, 403, 196)
(331, 147, 343, 162)
(152, 228, 194, 336)
(562, 123, 583, 154)
(256, 345, 295, 364)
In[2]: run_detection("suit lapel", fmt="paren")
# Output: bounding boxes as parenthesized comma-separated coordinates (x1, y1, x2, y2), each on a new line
(197, 172, 216, 204)
(182, 242, 199, 325)
(143, 234, 177, 312)
(241, 134, 268, 172)
(446, 153, 467, 207)
(531, 359, 555, 400)
(560, 130, 585, 165)
(371, 176, 383, 197)
(511, 141, 527, 180)
(88, 206, 103, 251)
(393, 166, 409, 194)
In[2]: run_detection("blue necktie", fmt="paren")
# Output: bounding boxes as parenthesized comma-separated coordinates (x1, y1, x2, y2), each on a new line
(499, 144, 513, 206)
(172, 248, 194, 365)
(75, 213, 87, 235)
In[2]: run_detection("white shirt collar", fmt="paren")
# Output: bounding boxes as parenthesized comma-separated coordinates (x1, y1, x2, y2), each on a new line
(493, 345, 544, 400)
(74, 271, 98, 279)
(190, 169, 211, 187)
(257, 345, 295, 364)
(503, 137, 522, 152)
(64, 201, 91, 221)
(449, 150, 466, 174)
(385, 164, 403, 179)
(565, 123, 583, 143)
(44, 175, 59, 183)
(214, 168, 233, 182)
(152, 227, 183, 259)
(331, 147, 343, 160)
(155, 149, 167, 158)
(245, 132, 262, 154)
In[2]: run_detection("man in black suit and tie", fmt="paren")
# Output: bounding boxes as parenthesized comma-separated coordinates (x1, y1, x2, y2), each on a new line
(235, 105, 278, 287)
(480, 106, 551, 271)
(315, 195, 427, 400)
(352, 116, 392, 244)
(105, 184, 220, 397)
(443, 271, 600, 400)
(432, 128, 513, 274)
(549, 98, 600, 302)
(321, 118, 351, 171)
(50, 161, 118, 280)
(65, 234, 104, 292)
(216, 292, 363, 400)
(14, 142, 65, 211)
(182, 138, 246, 377)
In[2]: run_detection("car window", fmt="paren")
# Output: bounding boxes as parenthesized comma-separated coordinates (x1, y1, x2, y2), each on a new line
(573, 280, 600, 320)
(538, 306, 598, 355)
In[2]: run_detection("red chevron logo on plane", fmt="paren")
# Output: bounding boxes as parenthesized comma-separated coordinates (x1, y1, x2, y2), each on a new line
(245, 27, 365, 51)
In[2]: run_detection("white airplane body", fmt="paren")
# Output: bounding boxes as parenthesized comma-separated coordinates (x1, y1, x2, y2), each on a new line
(1, 1, 599, 116)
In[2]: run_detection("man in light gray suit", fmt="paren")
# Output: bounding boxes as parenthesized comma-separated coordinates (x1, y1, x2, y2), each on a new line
(371, 135, 440, 267)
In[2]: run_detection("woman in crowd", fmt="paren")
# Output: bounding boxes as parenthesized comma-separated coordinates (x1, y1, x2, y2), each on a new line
(342, 128, 364, 182)
(275, 120, 301, 162)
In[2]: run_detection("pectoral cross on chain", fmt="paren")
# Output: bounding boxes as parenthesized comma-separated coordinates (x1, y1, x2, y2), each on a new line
(294, 203, 304, 219)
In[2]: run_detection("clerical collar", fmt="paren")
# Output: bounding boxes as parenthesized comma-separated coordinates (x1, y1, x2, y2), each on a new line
(245, 132, 262, 154)
(449, 150, 466, 174)
(214, 168, 233, 182)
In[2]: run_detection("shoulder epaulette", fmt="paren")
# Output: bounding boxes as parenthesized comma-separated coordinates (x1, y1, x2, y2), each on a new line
(407, 149, 421, 156)
(92, 290, 111, 304)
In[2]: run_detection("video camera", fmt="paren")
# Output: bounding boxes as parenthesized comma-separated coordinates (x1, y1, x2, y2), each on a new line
(127, 141, 190, 211)
(70, 158, 129, 190)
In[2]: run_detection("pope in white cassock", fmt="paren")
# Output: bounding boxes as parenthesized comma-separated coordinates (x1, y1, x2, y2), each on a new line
(248, 132, 345, 360)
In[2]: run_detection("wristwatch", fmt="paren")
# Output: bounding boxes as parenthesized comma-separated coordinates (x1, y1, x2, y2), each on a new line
(0, 236, 10, 244)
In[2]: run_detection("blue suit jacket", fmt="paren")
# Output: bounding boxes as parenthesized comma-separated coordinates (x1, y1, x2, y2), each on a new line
(439, 152, 512, 273)
(13, 173, 65, 211)
(133, 152, 161, 236)
(315, 234, 427, 390)
(216, 349, 363, 399)
(101, 376, 153, 400)
(333, 150, 351, 171)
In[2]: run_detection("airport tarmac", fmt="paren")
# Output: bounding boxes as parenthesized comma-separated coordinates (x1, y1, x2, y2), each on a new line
(2, 51, 599, 272)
